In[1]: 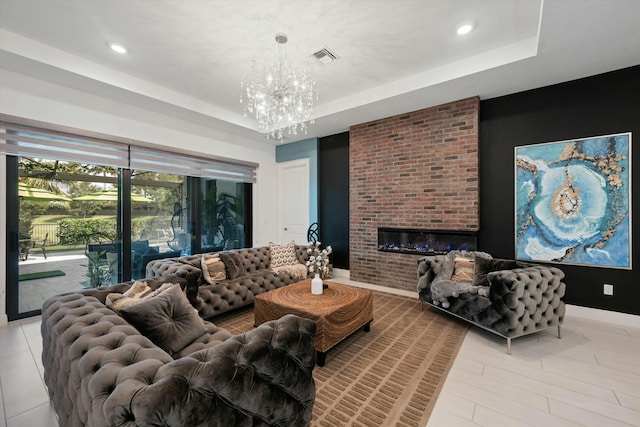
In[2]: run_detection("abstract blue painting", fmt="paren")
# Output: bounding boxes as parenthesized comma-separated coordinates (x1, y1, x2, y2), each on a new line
(515, 133, 631, 269)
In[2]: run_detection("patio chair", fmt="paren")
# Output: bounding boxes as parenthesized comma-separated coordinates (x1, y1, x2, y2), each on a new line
(38, 232, 49, 259)
(19, 239, 32, 261)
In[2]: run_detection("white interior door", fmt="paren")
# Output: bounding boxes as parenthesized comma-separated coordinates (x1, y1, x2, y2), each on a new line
(278, 158, 310, 243)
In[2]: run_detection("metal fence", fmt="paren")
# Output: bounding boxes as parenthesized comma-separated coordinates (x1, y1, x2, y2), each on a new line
(31, 223, 61, 246)
(31, 220, 174, 247)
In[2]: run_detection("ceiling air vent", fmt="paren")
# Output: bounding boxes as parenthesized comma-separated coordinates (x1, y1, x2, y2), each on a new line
(312, 47, 339, 65)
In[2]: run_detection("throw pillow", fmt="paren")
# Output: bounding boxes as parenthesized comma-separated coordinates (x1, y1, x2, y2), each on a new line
(218, 252, 244, 279)
(106, 281, 175, 313)
(269, 241, 298, 268)
(272, 263, 308, 280)
(106, 280, 150, 312)
(121, 284, 206, 355)
(473, 257, 522, 286)
(201, 254, 226, 284)
(472, 255, 494, 287)
(125, 280, 152, 296)
(451, 255, 475, 282)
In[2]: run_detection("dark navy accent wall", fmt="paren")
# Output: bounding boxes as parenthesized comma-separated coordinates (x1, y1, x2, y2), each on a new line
(319, 132, 350, 269)
(479, 65, 640, 315)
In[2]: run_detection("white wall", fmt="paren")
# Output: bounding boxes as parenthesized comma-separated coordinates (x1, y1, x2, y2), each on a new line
(0, 69, 281, 323)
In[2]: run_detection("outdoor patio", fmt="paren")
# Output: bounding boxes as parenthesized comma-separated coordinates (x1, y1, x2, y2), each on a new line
(17, 238, 178, 313)
(19, 250, 99, 313)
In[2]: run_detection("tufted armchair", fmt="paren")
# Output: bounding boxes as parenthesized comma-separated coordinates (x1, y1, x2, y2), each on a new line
(417, 251, 566, 354)
(145, 245, 310, 319)
(41, 280, 317, 427)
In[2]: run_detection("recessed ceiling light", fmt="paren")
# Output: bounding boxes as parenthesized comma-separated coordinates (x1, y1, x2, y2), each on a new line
(109, 43, 128, 54)
(456, 24, 473, 35)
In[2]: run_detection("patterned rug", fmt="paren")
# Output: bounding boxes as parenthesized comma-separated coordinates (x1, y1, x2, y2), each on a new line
(214, 290, 468, 427)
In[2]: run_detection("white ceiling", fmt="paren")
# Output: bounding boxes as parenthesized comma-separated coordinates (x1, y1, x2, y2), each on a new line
(1, 0, 639, 145)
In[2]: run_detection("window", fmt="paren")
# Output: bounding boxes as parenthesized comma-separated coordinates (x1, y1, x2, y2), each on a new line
(2, 114, 256, 320)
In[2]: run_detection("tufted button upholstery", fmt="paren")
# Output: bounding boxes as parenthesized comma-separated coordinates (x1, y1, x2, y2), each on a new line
(417, 255, 566, 340)
(42, 289, 316, 427)
(146, 246, 311, 320)
(145, 255, 201, 279)
(487, 266, 566, 336)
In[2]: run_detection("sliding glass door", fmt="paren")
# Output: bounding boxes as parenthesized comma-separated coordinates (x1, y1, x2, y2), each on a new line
(6, 160, 254, 320)
(2, 114, 256, 321)
(8, 156, 123, 318)
(130, 170, 191, 279)
(200, 178, 250, 252)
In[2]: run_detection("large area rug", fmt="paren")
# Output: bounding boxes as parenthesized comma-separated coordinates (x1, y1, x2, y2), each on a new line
(214, 289, 468, 427)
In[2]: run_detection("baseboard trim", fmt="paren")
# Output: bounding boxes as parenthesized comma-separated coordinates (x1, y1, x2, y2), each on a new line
(565, 304, 640, 328)
(330, 268, 418, 299)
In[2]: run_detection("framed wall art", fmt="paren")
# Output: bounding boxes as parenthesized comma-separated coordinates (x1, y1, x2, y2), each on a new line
(515, 132, 631, 269)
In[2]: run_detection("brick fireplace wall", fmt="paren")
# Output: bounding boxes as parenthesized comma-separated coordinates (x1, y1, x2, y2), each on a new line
(349, 97, 480, 292)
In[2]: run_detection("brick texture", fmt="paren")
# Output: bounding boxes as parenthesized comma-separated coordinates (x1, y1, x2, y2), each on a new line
(349, 97, 480, 291)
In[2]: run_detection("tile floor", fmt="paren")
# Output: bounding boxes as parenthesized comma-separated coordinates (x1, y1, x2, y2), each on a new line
(1, 292, 639, 426)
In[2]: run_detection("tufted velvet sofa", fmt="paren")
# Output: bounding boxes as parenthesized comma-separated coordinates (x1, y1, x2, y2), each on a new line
(417, 251, 566, 354)
(145, 245, 310, 319)
(41, 276, 317, 427)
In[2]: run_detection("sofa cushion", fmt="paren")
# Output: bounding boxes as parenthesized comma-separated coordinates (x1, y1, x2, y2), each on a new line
(218, 252, 244, 279)
(270, 241, 298, 268)
(121, 284, 206, 355)
(201, 254, 226, 284)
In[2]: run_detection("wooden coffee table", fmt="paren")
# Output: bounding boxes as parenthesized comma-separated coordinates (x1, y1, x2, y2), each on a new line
(254, 279, 373, 366)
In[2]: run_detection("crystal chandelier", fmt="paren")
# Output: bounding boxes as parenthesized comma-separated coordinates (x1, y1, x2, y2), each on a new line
(241, 33, 316, 142)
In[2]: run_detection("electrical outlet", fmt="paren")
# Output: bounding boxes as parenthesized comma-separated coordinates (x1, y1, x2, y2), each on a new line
(603, 283, 614, 296)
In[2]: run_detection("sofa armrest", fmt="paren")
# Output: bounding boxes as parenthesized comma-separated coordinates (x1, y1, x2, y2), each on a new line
(145, 257, 200, 279)
(487, 265, 566, 336)
(105, 314, 317, 426)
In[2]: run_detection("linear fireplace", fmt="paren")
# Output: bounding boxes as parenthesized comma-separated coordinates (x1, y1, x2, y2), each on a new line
(377, 228, 477, 255)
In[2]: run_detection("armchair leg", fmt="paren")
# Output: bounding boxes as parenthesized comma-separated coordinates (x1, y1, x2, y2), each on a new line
(506, 337, 512, 355)
(557, 325, 562, 339)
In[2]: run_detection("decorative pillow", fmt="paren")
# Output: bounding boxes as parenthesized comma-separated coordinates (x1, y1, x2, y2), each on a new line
(473, 257, 523, 286)
(106, 281, 174, 313)
(272, 263, 308, 281)
(451, 255, 475, 282)
(218, 252, 244, 280)
(121, 284, 206, 355)
(106, 280, 149, 312)
(201, 254, 226, 284)
(269, 241, 298, 268)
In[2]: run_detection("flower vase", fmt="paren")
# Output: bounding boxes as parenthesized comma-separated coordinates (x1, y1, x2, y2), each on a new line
(311, 275, 323, 295)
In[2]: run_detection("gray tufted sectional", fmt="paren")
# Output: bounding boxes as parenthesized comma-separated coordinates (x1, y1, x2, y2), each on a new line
(41, 276, 317, 427)
(145, 245, 310, 319)
(417, 251, 566, 353)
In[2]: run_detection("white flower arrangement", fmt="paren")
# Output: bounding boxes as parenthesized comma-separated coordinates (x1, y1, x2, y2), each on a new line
(306, 241, 332, 279)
